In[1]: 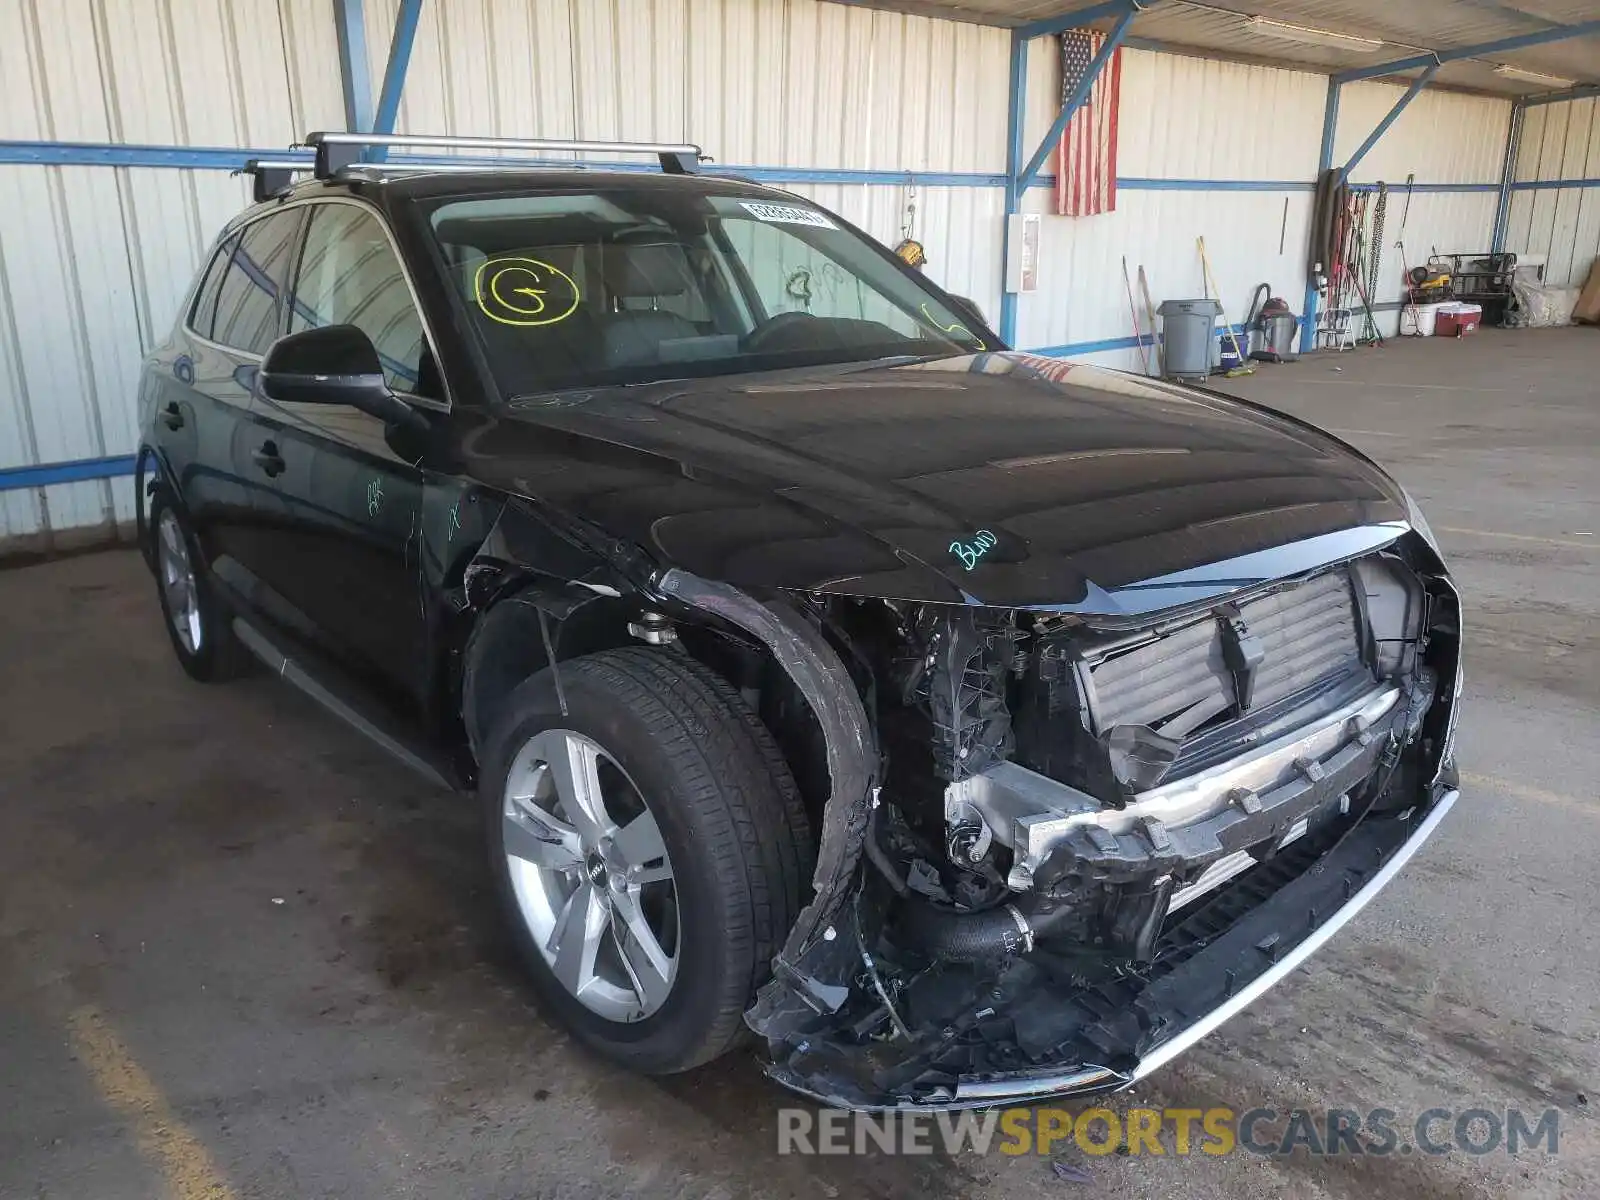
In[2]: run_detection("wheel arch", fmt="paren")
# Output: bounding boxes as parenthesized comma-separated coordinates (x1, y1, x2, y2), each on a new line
(460, 584, 638, 760)
(452, 505, 875, 993)
(136, 444, 184, 572)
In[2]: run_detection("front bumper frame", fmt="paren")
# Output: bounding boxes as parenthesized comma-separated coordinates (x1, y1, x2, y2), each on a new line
(767, 783, 1459, 1111)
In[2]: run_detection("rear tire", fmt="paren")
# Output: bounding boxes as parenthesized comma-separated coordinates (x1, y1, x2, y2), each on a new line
(149, 490, 251, 683)
(481, 647, 812, 1074)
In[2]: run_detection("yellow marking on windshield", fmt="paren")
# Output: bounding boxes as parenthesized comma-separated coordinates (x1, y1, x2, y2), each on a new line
(474, 257, 581, 327)
(920, 302, 973, 341)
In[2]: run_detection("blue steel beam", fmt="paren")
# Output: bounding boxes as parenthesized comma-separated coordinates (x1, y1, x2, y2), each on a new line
(1332, 20, 1600, 84)
(1338, 62, 1440, 182)
(4, 141, 1504, 192)
(1513, 177, 1600, 190)
(1492, 102, 1526, 253)
(333, 0, 374, 134)
(1300, 77, 1341, 354)
(1013, 0, 1155, 41)
(1015, 6, 1137, 195)
(998, 1, 1156, 345)
(1520, 84, 1600, 108)
(369, 0, 425, 160)
(998, 31, 1029, 346)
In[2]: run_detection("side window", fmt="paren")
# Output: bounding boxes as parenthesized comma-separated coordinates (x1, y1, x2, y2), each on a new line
(187, 232, 238, 340)
(291, 205, 428, 396)
(210, 211, 301, 355)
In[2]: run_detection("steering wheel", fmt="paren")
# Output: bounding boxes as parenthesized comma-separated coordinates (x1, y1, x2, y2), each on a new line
(742, 310, 819, 353)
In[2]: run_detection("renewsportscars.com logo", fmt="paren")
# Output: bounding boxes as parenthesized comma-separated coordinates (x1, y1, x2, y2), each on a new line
(777, 1106, 1563, 1159)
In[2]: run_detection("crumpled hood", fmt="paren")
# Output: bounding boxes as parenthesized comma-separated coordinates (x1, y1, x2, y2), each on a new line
(460, 352, 1409, 613)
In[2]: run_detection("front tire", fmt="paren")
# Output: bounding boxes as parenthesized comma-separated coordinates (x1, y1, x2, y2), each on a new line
(481, 647, 811, 1074)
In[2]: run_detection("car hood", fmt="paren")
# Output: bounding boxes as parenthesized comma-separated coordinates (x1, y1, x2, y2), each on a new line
(459, 352, 1409, 614)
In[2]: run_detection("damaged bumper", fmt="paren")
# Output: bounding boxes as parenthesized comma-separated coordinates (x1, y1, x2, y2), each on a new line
(767, 783, 1458, 1110)
(950, 676, 1426, 897)
(653, 550, 1462, 1112)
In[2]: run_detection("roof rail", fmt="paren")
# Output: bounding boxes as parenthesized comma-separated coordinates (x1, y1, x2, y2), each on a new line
(240, 159, 311, 203)
(302, 132, 705, 178)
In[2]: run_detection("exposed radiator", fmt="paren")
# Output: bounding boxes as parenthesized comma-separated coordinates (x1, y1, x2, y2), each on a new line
(1082, 568, 1365, 736)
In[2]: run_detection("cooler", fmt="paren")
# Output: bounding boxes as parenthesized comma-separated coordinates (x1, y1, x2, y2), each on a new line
(1435, 302, 1482, 337)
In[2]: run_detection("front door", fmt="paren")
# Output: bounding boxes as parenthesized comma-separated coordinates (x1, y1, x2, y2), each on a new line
(249, 199, 445, 715)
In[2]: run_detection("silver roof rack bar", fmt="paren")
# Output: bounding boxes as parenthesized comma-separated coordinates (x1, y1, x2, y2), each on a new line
(303, 132, 705, 178)
(240, 158, 313, 203)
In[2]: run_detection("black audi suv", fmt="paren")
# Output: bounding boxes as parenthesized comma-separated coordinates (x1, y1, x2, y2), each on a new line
(136, 132, 1462, 1110)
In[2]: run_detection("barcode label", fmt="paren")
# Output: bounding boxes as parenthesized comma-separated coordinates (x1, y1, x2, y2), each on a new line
(739, 201, 838, 230)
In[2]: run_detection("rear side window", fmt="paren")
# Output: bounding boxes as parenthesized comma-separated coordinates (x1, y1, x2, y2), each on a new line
(187, 232, 238, 340)
(209, 211, 302, 355)
(290, 204, 427, 394)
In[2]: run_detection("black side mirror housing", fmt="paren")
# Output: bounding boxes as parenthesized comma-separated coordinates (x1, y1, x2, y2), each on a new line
(260, 324, 424, 429)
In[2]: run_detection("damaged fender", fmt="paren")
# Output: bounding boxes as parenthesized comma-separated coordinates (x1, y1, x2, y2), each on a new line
(653, 569, 879, 1024)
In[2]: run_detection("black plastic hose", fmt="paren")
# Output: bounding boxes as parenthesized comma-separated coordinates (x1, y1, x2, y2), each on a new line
(1246, 283, 1272, 329)
(898, 895, 1077, 965)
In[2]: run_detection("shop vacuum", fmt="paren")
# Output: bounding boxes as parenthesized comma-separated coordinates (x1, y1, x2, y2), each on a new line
(1246, 284, 1301, 363)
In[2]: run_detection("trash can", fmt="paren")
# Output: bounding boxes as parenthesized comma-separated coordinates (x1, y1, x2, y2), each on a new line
(1158, 298, 1222, 381)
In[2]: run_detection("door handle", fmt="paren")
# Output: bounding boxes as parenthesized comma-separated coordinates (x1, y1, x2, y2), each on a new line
(160, 401, 184, 431)
(251, 441, 285, 477)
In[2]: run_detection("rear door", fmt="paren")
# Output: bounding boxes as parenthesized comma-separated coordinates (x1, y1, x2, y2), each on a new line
(248, 198, 443, 712)
(157, 209, 304, 604)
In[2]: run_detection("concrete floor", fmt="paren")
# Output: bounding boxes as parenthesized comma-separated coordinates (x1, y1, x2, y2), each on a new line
(2, 327, 1595, 1199)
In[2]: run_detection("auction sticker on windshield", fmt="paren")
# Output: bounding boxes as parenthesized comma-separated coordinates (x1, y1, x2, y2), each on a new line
(739, 201, 838, 230)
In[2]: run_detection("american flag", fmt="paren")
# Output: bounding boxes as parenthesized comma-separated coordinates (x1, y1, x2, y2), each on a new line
(1055, 29, 1122, 216)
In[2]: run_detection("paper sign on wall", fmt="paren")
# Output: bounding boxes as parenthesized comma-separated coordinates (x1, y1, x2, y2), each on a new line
(1005, 213, 1041, 294)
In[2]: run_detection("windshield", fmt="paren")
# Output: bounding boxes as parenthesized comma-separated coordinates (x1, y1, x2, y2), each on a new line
(425, 187, 989, 395)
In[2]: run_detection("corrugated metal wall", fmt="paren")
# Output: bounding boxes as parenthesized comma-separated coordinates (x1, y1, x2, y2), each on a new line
(1332, 81, 1510, 337)
(1505, 97, 1600, 288)
(359, 0, 1011, 316)
(1014, 47, 1326, 369)
(0, 0, 1526, 548)
(365, 0, 1010, 170)
(0, 0, 341, 550)
(1335, 83, 1509, 186)
(1010, 53, 1512, 367)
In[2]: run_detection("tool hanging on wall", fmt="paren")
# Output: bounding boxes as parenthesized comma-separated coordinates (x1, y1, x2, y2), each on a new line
(1396, 240, 1426, 336)
(893, 178, 926, 268)
(1362, 182, 1388, 341)
(1121, 256, 1151, 374)
(1349, 266, 1386, 348)
(1197, 236, 1254, 376)
(1309, 168, 1352, 349)
(1137, 265, 1161, 376)
(1344, 190, 1385, 348)
(1312, 178, 1388, 351)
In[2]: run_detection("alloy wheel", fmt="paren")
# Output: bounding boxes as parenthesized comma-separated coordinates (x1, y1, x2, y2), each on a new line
(157, 508, 203, 656)
(502, 729, 680, 1022)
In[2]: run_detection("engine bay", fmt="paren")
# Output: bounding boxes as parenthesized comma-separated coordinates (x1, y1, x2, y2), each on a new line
(712, 539, 1461, 1108)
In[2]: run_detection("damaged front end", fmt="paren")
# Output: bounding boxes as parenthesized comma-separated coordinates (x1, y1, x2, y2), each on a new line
(666, 533, 1462, 1110)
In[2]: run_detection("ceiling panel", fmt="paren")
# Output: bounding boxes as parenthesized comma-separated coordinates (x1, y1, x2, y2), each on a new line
(831, 0, 1600, 93)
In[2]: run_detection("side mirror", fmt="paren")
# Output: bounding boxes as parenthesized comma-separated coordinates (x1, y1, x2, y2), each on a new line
(260, 324, 423, 429)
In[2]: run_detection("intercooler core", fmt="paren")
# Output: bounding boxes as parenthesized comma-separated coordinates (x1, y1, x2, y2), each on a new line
(1080, 568, 1364, 739)
(950, 556, 1431, 910)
